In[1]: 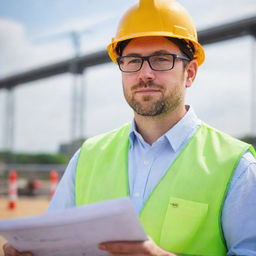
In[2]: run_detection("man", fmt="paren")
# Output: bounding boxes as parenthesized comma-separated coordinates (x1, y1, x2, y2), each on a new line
(3, 0, 256, 255)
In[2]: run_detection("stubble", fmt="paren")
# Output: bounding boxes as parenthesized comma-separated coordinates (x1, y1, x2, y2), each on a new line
(123, 80, 184, 117)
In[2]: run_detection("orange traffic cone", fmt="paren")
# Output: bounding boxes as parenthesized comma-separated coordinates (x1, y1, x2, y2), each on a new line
(8, 169, 18, 210)
(50, 170, 59, 199)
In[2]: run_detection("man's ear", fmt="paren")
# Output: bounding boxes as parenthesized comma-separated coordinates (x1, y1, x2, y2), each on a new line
(185, 60, 198, 88)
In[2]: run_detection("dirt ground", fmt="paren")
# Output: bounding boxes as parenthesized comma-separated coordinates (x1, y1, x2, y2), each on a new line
(0, 196, 50, 256)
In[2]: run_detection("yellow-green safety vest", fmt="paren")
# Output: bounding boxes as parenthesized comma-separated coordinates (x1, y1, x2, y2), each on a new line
(76, 123, 255, 256)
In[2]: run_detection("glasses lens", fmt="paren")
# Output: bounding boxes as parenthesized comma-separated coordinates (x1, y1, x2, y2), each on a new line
(118, 56, 142, 72)
(149, 55, 174, 71)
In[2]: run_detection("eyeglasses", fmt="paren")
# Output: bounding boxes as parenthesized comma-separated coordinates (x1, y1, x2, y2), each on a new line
(116, 53, 190, 72)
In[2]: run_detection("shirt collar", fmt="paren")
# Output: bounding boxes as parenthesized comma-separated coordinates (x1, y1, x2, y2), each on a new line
(164, 106, 202, 151)
(129, 106, 202, 151)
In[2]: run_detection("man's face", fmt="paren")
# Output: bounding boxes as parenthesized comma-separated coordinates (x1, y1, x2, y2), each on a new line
(121, 36, 194, 117)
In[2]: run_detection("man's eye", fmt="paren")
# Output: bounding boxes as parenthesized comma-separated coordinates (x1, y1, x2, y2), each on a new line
(128, 58, 141, 64)
(155, 57, 171, 62)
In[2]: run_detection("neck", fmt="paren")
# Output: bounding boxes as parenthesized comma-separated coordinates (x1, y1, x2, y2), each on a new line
(134, 105, 187, 145)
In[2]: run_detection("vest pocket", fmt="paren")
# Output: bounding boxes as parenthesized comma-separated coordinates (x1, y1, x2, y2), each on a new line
(159, 196, 208, 253)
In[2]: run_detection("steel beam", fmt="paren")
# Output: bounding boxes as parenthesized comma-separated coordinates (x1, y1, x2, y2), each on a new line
(198, 16, 256, 44)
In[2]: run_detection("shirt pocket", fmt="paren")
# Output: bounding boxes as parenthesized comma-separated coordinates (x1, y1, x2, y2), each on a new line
(159, 196, 208, 253)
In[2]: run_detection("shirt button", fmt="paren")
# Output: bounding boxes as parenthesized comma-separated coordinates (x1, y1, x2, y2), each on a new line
(134, 192, 140, 197)
(143, 160, 149, 165)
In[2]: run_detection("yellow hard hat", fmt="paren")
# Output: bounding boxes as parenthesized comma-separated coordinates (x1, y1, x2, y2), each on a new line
(107, 0, 205, 66)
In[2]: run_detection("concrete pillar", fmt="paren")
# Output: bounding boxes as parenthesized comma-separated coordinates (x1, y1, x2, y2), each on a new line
(4, 88, 15, 155)
(79, 70, 85, 139)
(70, 71, 85, 141)
(69, 31, 85, 142)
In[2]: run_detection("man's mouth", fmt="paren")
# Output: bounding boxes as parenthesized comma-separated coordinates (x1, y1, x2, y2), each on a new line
(134, 88, 161, 94)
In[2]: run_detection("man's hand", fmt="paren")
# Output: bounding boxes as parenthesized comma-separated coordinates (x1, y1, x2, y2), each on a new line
(3, 243, 33, 256)
(98, 238, 177, 256)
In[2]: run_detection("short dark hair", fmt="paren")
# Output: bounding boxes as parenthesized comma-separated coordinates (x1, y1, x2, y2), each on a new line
(115, 37, 195, 61)
(166, 37, 195, 61)
(115, 39, 132, 57)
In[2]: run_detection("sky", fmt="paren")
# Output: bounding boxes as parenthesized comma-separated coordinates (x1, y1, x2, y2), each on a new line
(0, 0, 256, 153)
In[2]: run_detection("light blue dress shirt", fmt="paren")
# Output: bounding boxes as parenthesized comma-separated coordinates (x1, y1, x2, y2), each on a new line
(48, 107, 256, 256)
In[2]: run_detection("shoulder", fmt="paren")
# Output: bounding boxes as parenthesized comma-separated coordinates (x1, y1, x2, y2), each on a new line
(231, 151, 256, 185)
(202, 123, 247, 144)
(201, 123, 253, 150)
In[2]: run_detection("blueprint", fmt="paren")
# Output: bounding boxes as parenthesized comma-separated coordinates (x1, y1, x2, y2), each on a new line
(0, 197, 147, 256)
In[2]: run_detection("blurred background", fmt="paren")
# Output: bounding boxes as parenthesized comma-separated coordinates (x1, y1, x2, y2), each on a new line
(0, 0, 256, 237)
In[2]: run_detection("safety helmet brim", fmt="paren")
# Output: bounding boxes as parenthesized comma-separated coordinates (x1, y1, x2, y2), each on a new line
(107, 33, 205, 66)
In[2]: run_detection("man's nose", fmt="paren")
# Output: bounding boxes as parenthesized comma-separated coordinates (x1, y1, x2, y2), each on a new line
(137, 60, 156, 82)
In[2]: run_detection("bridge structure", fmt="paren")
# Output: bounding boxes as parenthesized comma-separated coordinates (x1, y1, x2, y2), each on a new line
(1, 16, 256, 152)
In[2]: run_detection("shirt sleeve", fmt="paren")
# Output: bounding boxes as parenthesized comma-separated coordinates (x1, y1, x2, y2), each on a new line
(47, 149, 80, 211)
(222, 151, 256, 256)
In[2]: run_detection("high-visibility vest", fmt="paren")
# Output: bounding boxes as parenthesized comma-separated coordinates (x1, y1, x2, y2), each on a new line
(76, 123, 255, 256)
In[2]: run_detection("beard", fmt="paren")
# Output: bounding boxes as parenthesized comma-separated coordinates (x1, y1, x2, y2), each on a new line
(123, 80, 183, 117)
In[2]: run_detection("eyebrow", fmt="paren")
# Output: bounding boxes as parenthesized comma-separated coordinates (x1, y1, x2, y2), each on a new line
(124, 50, 171, 57)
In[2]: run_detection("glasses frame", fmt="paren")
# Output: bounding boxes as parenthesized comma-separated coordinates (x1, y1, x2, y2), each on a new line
(116, 53, 191, 73)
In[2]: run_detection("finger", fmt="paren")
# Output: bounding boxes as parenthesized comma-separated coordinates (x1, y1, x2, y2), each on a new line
(99, 241, 149, 254)
(20, 253, 33, 256)
(3, 243, 33, 256)
(3, 243, 19, 256)
(109, 253, 136, 256)
(110, 253, 140, 256)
